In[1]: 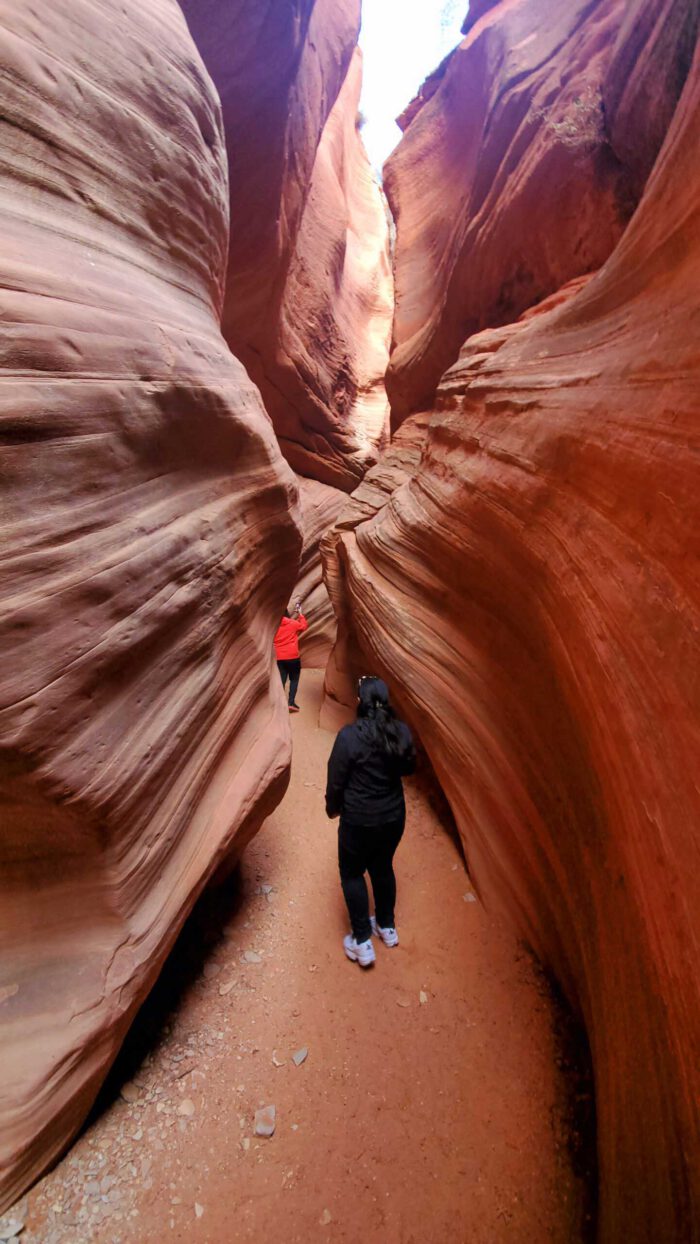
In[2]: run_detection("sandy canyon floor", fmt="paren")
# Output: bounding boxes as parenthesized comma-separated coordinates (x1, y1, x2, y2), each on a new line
(16, 672, 591, 1243)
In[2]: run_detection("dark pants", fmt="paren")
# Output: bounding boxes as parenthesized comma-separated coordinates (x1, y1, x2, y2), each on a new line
(277, 658, 301, 705)
(338, 814, 405, 943)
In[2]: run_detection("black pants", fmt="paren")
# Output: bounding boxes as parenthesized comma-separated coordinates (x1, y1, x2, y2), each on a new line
(338, 814, 405, 943)
(277, 658, 301, 705)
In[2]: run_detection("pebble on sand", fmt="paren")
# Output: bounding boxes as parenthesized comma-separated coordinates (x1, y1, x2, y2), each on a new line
(320, 1208, 332, 1226)
(254, 1105, 276, 1137)
(119, 1082, 140, 1104)
(292, 1047, 308, 1067)
(0, 1216, 25, 1240)
(177, 1099, 196, 1117)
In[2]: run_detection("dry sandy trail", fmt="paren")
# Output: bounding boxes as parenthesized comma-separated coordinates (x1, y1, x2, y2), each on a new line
(20, 671, 589, 1243)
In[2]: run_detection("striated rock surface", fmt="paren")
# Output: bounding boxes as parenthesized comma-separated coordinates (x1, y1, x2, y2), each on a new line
(293, 478, 347, 669)
(260, 48, 393, 490)
(0, 0, 300, 1210)
(603, 0, 700, 202)
(180, 4, 392, 490)
(320, 412, 431, 729)
(178, 0, 359, 369)
(334, 39, 700, 1240)
(384, 0, 694, 422)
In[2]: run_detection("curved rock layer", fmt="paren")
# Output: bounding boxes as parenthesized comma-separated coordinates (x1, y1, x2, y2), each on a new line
(321, 411, 431, 729)
(180, 3, 392, 491)
(604, 0, 700, 201)
(332, 41, 700, 1240)
(0, 0, 300, 1210)
(263, 48, 393, 490)
(293, 478, 347, 669)
(384, 0, 697, 422)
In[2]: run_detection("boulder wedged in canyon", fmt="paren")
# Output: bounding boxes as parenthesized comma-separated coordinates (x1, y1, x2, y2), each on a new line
(331, 42, 700, 1244)
(384, 0, 697, 422)
(0, 0, 300, 1211)
(180, 4, 392, 490)
(293, 479, 347, 669)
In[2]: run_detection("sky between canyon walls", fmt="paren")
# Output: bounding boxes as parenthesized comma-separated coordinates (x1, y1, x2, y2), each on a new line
(359, 0, 466, 172)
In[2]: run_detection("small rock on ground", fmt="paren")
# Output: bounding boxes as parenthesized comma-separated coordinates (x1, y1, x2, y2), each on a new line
(254, 1105, 276, 1138)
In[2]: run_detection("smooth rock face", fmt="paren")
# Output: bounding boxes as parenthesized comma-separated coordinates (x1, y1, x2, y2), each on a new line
(293, 479, 347, 669)
(334, 44, 700, 1241)
(0, 0, 299, 1211)
(180, 4, 392, 490)
(385, 0, 640, 422)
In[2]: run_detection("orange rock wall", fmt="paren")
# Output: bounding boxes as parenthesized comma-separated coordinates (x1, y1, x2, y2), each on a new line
(332, 41, 700, 1242)
(294, 478, 348, 669)
(0, 0, 300, 1210)
(180, 4, 393, 490)
(385, 0, 645, 421)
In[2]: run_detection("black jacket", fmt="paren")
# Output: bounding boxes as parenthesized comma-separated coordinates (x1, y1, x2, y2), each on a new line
(325, 717, 416, 827)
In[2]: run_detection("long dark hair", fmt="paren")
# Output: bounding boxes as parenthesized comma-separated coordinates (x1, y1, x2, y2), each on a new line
(357, 676, 410, 759)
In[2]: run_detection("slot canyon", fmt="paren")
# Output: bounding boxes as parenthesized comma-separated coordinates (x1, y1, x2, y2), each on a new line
(1, 0, 698, 1240)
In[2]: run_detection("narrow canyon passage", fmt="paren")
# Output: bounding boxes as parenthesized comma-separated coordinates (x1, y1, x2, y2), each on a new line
(21, 674, 588, 1244)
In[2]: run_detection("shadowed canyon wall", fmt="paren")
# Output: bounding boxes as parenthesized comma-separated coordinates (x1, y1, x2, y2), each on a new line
(180, 2, 393, 491)
(384, 0, 699, 422)
(0, 0, 302, 1210)
(324, 5, 700, 1238)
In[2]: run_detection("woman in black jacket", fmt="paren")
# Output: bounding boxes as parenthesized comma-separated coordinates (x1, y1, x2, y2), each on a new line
(325, 676, 416, 967)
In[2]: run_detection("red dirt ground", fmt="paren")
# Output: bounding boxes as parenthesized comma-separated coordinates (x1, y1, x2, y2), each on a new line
(20, 671, 588, 1243)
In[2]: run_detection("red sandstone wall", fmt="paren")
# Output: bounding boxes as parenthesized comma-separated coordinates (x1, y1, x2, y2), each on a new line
(180, 3, 393, 491)
(294, 479, 348, 669)
(0, 0, 300, 1210)
(330, 41, 700, 1241)
(384, 0, 654, 422)
(603, 0, 700, 201)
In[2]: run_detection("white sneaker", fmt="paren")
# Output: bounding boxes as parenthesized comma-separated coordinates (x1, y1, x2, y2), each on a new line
(343, 934, 376, 967)
(370, 916, 399, 947)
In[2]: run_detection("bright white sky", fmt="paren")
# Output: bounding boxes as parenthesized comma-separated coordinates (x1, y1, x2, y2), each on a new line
(359, 0, 467, 173)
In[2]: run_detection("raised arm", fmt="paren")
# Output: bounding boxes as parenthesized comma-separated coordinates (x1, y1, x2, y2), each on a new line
(292, 599, 308, 633)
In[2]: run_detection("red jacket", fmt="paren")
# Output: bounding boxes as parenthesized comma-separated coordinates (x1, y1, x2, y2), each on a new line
(274, 614, 308, 660)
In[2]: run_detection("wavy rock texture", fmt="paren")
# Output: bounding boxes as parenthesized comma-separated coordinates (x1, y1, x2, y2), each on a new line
(180, 4, 392, 490)
(603, 0, 700, 202)
(385, 0, 646, 421)
(0, 0, 300, 1210)
(293, 478, 347, 669)
(320, 412, 431, 729)
(334, 42, 700, 1240)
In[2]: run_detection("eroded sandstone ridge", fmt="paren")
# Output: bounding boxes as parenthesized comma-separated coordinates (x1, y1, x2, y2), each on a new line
(385, 0, 698, 421)
(294, 479, 348, 669)
(180, 2, 393, 490)
(324, 3, 700, 1239)
(0, 0, 300, 1209)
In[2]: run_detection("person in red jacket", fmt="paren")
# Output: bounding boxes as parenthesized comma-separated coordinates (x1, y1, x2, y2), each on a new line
(273, 598, 308, 713)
